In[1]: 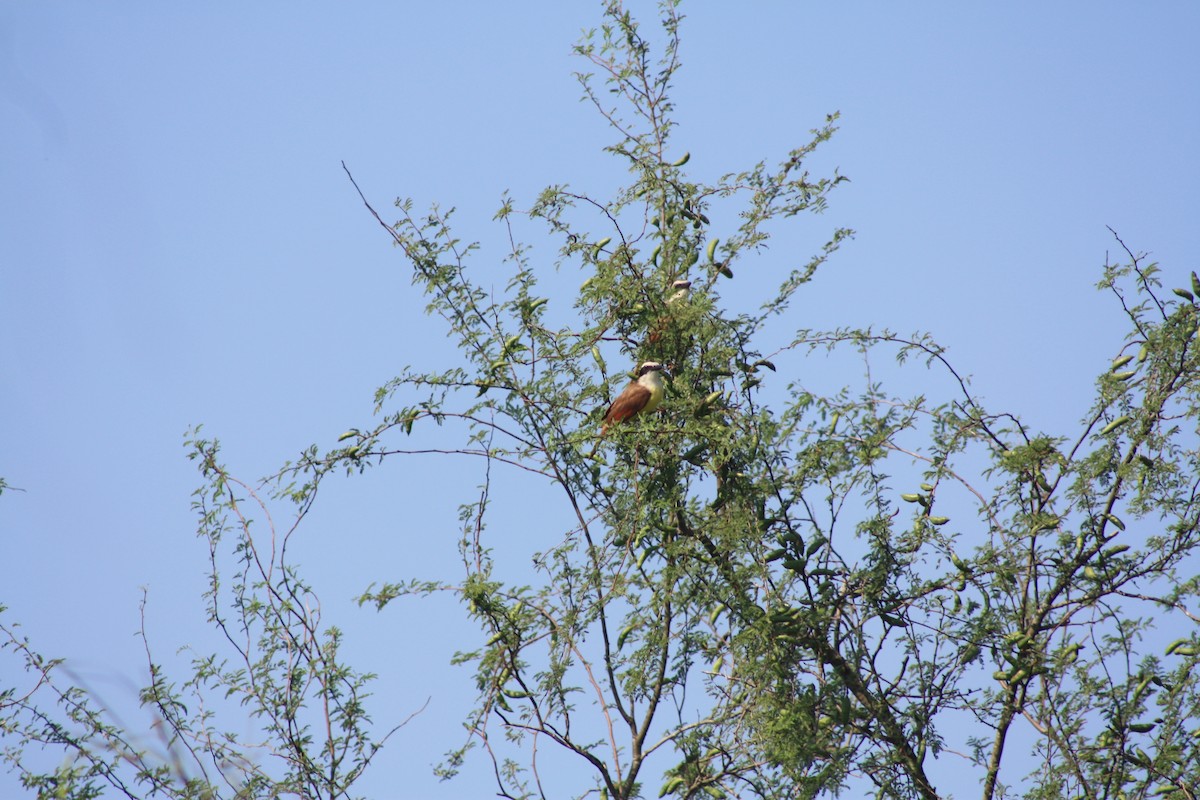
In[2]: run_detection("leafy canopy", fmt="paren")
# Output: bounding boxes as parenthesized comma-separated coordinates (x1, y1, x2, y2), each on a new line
(3, 3, 1200, 800)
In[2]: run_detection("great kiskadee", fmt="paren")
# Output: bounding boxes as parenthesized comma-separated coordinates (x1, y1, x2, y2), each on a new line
(666, 279, 692, 303)
(601, 361, 667, 434)
(646, 280, 692, 346)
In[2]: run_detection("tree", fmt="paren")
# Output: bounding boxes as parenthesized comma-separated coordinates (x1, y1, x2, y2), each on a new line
(4, 2, 1200, 799)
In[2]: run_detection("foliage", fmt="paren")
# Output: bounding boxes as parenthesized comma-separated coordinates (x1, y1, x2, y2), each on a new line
(4, 2, 1200, 800)
(1, 436, 411, 799)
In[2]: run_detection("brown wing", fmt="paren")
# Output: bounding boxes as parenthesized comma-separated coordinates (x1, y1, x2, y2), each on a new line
(601, 382, 650, 434)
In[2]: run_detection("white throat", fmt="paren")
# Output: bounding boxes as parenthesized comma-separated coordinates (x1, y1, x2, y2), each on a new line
(638, 369, 666, 412)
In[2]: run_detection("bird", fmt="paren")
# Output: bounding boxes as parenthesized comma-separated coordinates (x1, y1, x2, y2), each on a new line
(646, 280, 692, 346)
(601, 362, 668, 434)
(666, 278, 692, 304)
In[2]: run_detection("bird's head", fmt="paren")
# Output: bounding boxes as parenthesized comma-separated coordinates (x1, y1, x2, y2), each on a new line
(637, 361, 666, 377)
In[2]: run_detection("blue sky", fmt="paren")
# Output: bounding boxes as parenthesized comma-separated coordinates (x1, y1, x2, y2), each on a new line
(2, 2, 1198, 797)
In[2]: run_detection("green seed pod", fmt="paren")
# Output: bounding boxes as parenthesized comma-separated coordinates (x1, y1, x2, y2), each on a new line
(658, 776, 685, 797)
(1002, 630, 1026, 645)
(1165, 637, 1190, 655)
(591, 345, 606, 372)
(1100, 415, 1132, 435)
(671, 151, 691, 167)
(705, 238, 719, 262)
(1111, 354, 1134, 370)
(617, 624, 636, 650)
(1174, 287, 1195, 302)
